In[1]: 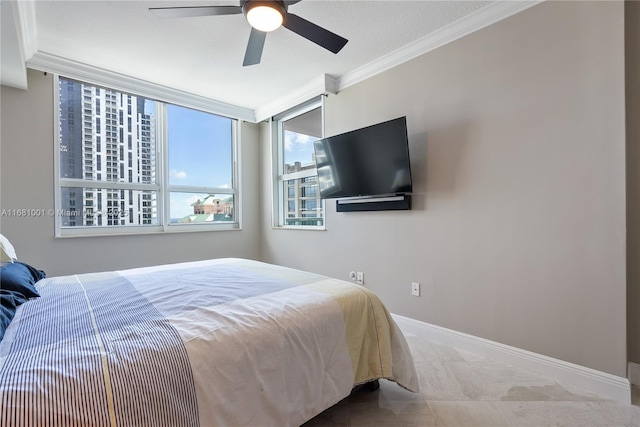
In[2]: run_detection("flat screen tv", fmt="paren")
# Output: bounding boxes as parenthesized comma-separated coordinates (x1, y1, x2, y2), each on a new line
(313, 117, 412, 199)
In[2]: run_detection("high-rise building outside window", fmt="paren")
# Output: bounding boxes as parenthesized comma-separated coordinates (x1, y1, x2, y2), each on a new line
(56, 77, 238, 237)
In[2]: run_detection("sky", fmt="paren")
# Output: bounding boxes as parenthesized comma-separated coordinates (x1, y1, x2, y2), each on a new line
(168, 114, 318, 219)
(167, 104, 232, 187)
(284, 130, 317, 167)
(165, 104, 233, 219)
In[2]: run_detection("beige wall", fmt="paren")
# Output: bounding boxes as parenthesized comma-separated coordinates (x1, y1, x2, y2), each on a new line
(627, 0, 640, 367)
(0, 70, 262, 277)
(261, 1, 627, 377)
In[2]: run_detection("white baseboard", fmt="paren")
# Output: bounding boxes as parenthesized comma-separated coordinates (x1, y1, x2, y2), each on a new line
(392, 314, 631, 405)
(629, 362, 640, 387)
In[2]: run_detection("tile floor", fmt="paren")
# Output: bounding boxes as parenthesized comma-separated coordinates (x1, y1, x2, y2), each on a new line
(303, 334, 640, 426)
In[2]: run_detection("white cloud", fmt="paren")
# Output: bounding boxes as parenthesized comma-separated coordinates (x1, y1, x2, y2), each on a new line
(171, 169, 187, 179)
(284, 131, 312, 152)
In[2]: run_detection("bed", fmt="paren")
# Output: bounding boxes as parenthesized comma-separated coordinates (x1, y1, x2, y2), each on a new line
(0, 257, 419, 426)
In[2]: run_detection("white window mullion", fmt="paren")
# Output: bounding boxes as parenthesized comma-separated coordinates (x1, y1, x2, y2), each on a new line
(169, 185, 236, 195)
(155, 102, 169, 231)
(59, 178, 160, 192)
(275, 117, 285, 227)
(280, 169, 316, 182)
(233, 120, 241, 229)
(54, 74, 63, 237)
(269, 117, 282, 231)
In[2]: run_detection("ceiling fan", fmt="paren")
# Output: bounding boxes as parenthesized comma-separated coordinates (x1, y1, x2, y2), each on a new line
(149, 0, 348, 66)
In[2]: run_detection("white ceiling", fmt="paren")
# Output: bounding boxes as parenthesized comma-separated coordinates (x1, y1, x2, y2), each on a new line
(3, 1, 539, 121)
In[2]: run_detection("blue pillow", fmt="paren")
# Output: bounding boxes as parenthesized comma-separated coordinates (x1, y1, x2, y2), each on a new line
(0, 290, 25, 342)
(0, 261, 45, 299)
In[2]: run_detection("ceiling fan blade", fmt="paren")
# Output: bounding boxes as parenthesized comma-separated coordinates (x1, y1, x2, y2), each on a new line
(243, 28, 267, 66)
(283, 13, 348, 54)
(149, 6, 242, 19)
(284, 0, 303, 5)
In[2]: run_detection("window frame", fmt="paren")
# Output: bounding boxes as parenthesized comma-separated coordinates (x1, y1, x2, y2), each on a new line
(271, 97, 325, 230)
(54, 75, 241, 237)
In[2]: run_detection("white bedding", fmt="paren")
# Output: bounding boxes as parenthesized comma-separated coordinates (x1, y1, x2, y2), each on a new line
(0, 258, 419, 426)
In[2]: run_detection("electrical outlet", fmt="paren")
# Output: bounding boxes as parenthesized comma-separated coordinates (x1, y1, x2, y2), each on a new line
(349, 271, 357, 281)
(411, 282, 420, 297)
(356, 272, 364, 285)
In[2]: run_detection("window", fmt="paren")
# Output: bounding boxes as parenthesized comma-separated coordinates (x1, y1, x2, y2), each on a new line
(272, 98, 324, 228)
(55, 76, 238, 236)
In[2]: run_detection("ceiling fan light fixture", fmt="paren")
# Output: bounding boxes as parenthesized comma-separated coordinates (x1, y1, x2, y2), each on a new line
(244, 1, 285, 32)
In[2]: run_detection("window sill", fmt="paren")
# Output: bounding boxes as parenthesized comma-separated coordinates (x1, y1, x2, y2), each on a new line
(56, 223, 241, 238)
(271, 225, 326, 231)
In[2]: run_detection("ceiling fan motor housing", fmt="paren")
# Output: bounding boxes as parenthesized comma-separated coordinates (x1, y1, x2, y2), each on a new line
(241, 0, 288, 29)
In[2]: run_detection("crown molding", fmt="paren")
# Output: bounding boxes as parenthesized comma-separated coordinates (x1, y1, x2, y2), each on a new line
(0, 0, 37, 90)
(15, 0, 38, 60)
(337, 0, 543, 91)
(27, 51, 256, 122)
(257, 1, 542, 120)
(21, 1, 542, 122)
(254, 74, 338, 122)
